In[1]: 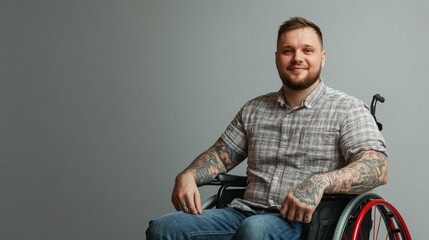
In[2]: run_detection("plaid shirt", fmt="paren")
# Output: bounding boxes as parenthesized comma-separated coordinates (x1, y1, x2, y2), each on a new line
(221, 80, 387, 211)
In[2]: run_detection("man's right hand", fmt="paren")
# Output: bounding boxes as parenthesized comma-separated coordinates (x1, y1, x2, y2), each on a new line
(171, 172, 202, 215)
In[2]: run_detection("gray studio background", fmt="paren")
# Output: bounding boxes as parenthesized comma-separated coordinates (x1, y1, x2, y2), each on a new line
(1, 0, 427, 239)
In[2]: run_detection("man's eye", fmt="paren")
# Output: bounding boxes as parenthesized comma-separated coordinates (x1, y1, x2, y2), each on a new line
(304, 48, 313, 53)
(282, 49, 292, 55)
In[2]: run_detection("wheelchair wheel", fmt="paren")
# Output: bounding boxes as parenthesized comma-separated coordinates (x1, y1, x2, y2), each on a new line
(332, 192, 411, 240)
(350, 199, 411, 240)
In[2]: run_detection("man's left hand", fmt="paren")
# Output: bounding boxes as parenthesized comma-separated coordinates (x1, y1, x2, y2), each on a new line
(279, 175, 326, 223)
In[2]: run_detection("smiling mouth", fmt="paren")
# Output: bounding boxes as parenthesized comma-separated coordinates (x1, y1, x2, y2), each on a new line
(288, 67, 307, 73)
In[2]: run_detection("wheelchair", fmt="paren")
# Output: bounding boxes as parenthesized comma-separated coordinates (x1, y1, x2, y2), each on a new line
(201, 94, 412, 240)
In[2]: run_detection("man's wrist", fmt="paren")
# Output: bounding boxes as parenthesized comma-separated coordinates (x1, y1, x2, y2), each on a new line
(176, 170, 195, 182)
(308, 173, 330, 194)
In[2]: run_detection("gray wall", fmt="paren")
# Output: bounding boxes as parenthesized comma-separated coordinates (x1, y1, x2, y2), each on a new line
(1, 0, 427, 239)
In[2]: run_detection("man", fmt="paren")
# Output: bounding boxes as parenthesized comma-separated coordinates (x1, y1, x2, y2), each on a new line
(146, 16, 387, 239)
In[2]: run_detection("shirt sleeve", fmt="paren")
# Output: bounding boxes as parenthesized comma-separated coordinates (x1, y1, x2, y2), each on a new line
(221, 107, 249, 158)
(339, 99, 387, 163)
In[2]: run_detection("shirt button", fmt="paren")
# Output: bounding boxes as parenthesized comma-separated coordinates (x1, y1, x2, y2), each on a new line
(268, 199, 275, 205)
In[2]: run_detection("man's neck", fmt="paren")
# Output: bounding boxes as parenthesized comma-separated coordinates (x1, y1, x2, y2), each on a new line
(282, 80, 320, 108)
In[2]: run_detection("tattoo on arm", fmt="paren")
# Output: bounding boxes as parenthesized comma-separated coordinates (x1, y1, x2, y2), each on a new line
(181, 139, 245, 185)
(292, 175, 327, 206)
(323, 150, 388, 194)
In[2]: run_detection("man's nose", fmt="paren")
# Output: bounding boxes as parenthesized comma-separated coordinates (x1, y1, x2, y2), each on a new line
(292, 51, 304, 64)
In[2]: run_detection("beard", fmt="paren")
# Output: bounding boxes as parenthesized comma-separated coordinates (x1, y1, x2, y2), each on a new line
(279, 64, 322, 91)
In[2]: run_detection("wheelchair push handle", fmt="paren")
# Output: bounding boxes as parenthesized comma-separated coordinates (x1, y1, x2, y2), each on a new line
(370, 94, 385, 131)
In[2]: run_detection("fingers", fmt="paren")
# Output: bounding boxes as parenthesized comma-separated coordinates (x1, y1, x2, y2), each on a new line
(172, 191, 202, 215)
(171, 173, 202, 215)
(294, 211, 303, 222)
(180, 202, 190, 213)
(304, 214, 311, 223)
(171, 194, 181, 211)
(173, 200, 180, 211)
(178, 197, 201, 214)
(282, 205, 312, 223)
(280, 193, 313, 223)
(293, 210, 312, 223)
(187, 190, 202, 214)
(194, 189, 202, 214)
(184, 198, 197, 214)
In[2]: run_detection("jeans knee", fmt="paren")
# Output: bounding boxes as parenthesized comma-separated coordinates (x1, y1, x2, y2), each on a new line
(145, 213, 183, 240)
(234, 217, 266, 239)
(233, 214, 302, 240)
(145, 219, 166, 240)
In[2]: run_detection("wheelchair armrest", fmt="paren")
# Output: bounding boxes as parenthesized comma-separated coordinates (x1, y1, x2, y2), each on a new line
(216, 173, 248, 187)
(321, 194, 357, 201)
(216, 173, 247, 185)
(205, 173, 247, 187)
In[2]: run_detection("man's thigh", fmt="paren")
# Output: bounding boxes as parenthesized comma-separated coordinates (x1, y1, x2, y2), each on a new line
(146, 208, 247, 240)
(234, 213, 302, 240)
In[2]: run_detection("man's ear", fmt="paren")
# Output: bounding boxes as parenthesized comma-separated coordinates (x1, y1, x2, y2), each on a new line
(321, 50, 326, 68)
(274, 51, 279, 68)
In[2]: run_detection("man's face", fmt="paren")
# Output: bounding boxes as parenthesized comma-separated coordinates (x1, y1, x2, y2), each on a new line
(275, 27, 326, 91)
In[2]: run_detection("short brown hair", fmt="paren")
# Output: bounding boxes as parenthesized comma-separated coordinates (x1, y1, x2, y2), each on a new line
(277, 17, 323, 48)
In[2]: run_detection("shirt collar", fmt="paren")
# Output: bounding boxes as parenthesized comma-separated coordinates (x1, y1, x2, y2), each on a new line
(276, 79, 326, 109)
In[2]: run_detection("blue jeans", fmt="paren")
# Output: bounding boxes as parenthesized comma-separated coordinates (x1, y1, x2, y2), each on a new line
(146, 208, 302, 240)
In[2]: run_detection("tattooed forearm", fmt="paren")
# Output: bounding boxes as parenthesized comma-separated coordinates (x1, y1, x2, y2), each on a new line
(181, 150, 224, 185)
(180, 139, 245, 185)
(322, 150, 388, 194)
